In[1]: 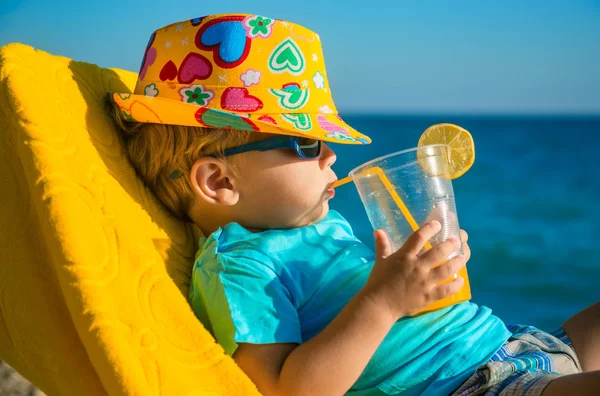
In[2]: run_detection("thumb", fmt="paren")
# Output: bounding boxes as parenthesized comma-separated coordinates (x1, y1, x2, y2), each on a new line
(374, 230, 392, 259)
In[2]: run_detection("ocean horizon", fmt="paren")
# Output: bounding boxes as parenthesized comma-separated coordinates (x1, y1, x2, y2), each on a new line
(330, 114, 600, 331)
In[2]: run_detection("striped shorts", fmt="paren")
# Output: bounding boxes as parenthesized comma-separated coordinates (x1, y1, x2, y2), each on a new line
(452, 324, 582, 396)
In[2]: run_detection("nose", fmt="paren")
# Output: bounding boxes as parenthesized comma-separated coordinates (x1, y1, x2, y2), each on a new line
(320, 143, 337, 169)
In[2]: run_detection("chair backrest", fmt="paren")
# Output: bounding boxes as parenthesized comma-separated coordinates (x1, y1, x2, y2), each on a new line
(0, 43, 259, 395)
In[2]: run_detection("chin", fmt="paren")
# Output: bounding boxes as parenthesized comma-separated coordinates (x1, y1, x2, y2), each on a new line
(308, 202, 330, 225)
(276, 201, 330, 229)
(320, 202, 330, 217)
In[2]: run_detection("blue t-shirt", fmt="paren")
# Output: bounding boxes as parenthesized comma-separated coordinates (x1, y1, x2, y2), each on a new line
(189, 210, 511, 395)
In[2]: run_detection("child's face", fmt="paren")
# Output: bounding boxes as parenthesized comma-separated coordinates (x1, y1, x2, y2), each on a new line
(233, 137, 338, 230)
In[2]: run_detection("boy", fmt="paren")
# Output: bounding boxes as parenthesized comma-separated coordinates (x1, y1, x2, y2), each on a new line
(109, 13, 600, 395)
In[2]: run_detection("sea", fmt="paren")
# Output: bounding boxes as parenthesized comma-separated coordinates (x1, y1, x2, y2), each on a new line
(330, 115, 600, 331)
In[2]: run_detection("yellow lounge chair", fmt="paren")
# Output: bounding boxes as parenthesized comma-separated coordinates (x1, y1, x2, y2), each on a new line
(0, 43, 260, 396)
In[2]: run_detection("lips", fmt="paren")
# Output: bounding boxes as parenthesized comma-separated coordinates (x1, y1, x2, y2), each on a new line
(327, 180, 337, 198)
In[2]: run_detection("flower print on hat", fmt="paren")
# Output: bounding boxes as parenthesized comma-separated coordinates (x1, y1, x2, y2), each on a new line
(243, 15, 275, 39)
(240, 69, 261, 87)
(144, 83, 159, 97)
(180, 85, 214, 106)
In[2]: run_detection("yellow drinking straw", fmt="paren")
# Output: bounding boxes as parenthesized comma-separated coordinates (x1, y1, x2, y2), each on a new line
(330, 176, 353, 189)
(335, 167, 433, 250)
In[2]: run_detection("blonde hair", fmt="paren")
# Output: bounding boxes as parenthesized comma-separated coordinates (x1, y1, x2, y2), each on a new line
(107, 101, 253, 220)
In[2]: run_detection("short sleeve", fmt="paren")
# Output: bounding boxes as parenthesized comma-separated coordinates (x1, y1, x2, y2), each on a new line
(190, 253, 302, 356)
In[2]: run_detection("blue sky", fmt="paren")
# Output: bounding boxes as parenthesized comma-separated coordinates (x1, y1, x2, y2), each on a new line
(1, 0, 598, 114)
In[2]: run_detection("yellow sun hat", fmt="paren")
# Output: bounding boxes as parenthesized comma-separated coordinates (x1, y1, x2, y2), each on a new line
(108, 14, 372, 145)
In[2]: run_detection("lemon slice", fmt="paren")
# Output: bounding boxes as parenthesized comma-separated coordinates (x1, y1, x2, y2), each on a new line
(418, 123, 475, 179)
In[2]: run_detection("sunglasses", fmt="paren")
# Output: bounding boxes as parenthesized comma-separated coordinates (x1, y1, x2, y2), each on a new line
(168, 135, 322, 180)
(218, 135, 322, 159)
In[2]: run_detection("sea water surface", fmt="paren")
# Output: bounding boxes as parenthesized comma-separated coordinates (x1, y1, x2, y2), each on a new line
(330, 115, 600, 331)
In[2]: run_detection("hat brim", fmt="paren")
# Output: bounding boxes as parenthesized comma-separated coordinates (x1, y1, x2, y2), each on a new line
(109, 93, 371, 145)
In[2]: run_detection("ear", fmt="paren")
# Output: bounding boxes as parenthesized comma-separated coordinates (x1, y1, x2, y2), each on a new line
(189, 157, 239, 206)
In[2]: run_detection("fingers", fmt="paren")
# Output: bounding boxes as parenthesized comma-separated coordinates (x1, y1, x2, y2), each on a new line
(429, 255, 466, 284)
(429, 276, 465, 301)
(462, 241, 471, 262)
(460, 230, 468, 244)
(419, 237, 461, 268)
(374, 230, 392, 259)
(460, 229, 471, 261)
(402, 221, 441, 256)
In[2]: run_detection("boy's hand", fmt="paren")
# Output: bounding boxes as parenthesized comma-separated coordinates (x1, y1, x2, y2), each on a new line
(460, 229, 471, 261)
(362, 221, 467, 321)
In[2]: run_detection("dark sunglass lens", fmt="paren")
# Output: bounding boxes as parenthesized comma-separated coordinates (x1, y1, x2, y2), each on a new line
(297, 138, 320, 157)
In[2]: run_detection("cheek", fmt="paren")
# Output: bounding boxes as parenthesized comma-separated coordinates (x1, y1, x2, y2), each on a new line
(261, 170, 303, 201)
(275, 164, 316, 196)
(249, 169, 312, 208)
(239, 167, 290, 203)
(238, 152, 322, 207)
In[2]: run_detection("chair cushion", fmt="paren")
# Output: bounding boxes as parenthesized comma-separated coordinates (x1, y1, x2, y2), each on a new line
(0, 43, 259, 395)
